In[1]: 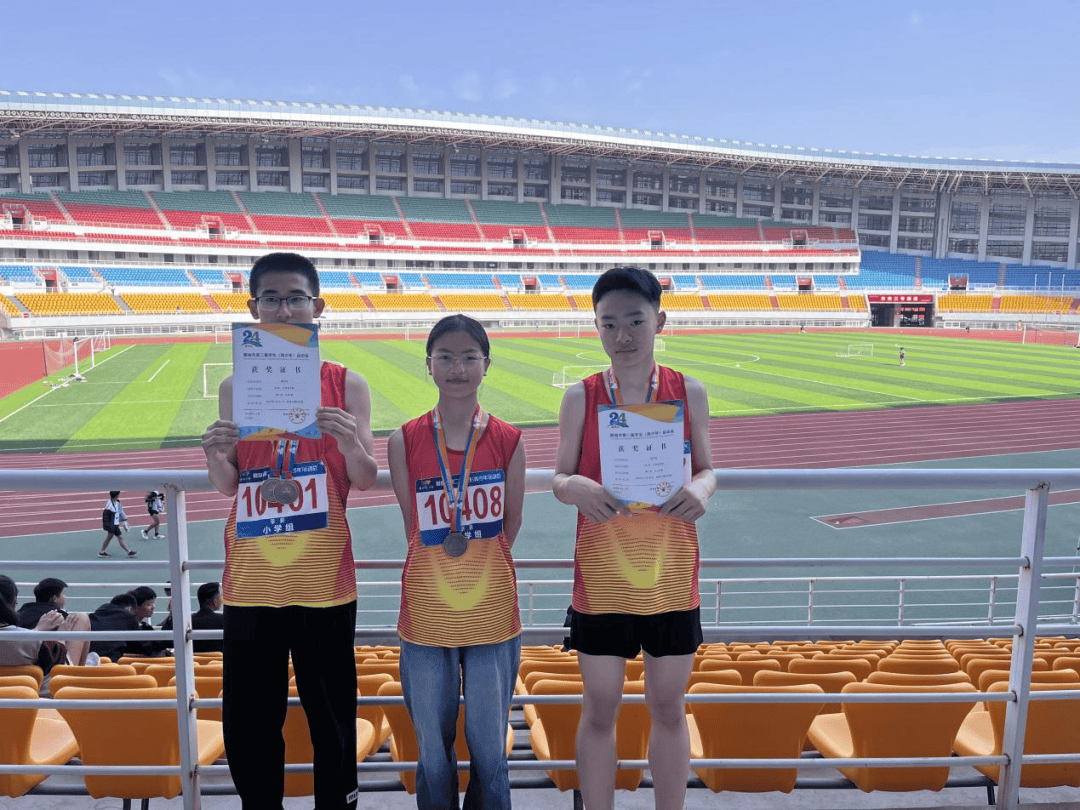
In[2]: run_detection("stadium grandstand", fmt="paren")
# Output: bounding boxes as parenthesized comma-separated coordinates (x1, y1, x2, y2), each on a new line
(0, 91, 1076, 341)
(4, 91, 1080, 810)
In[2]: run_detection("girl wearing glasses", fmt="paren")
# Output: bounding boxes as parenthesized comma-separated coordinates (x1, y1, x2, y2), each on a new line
(388, 314, 525, 810)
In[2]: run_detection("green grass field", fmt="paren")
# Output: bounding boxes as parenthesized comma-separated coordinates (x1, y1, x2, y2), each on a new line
(1, 331, 1077, 453)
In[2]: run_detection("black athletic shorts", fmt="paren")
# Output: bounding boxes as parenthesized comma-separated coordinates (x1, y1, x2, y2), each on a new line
(569, 606, 702, 659)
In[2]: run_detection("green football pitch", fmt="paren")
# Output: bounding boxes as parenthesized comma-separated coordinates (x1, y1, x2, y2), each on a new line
(1, 331, 1077, 453)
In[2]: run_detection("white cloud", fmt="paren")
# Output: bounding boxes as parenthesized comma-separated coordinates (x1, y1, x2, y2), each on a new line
(452, 70, 483, 102)
(398, 74, 424, 103)
(157, 67, 238, 97)
(494, 76, 520, 100)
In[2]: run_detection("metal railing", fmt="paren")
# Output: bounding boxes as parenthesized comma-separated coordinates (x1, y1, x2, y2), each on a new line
(2, 466, 1080, 810)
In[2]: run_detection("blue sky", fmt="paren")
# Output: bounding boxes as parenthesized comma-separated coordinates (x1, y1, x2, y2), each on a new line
(6, 0, 1079, 163)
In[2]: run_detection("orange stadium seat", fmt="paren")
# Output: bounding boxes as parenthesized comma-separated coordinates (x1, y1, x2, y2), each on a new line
(16, 292, 123, 317)
(121, 292, 214, 314)
(660, 292, 704, 311)
(706, 293, 772, 311)
(366, 293, 440, 312)
(320, 292, 370, 312)
(436, 293, 507, 311)
(937, 294, 994, 313)
(0, 295, 20, 317)
(507, 293, 572, 311)
(210, 292, 250, 313)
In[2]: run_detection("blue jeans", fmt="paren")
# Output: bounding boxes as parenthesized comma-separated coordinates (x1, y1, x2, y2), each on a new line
(400, 636, 521, 810)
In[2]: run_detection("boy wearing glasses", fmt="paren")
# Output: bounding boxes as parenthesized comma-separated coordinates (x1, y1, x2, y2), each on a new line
(201, 252, 377, 810)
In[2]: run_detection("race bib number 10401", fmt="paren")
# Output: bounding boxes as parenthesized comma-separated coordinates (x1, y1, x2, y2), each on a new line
(236, 461, 329, 539)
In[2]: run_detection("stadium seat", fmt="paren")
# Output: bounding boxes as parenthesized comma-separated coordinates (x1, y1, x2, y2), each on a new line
(0, 666, 44, 690)
(953, 682, 1080, 787)
(47, 673, 157, 697)
(687, 683, 825, 793)
(806, 681, 976, 791)
(376, 680, 513, 795)
(788, 657, 873, 682)
(0, 685, 79, 798)
(283, 685, 376, 796)
(356, 672, 394, 750)
(55, 685, 225, 801)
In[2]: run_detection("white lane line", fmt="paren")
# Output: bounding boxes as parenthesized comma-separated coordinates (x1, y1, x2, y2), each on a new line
(147, 359, 170, 383)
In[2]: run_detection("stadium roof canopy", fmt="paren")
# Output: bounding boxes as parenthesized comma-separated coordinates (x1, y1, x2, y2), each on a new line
(3, 89, 1080, 196)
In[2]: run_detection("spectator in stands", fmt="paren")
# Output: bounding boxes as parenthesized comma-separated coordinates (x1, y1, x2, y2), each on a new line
(387, 314, 525, 810)
(141, 490, 165, 539)
(552, 266, 716, 810)
(200, 252, 378, 810)
(99, 490, 136, 557)
(1, 574, 91, 671)
(127, 585, 168, 657)
(159, 581, 225, 653)
(16, 577, 70, 628)
(87, 592, 140, 662)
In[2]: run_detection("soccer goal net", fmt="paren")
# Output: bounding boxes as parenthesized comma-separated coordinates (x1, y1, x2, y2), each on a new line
(836, 343, 874, 358)
(44, 335, 111, 376)
(552, 365, 609, 389)
(203, 363, 232, 398)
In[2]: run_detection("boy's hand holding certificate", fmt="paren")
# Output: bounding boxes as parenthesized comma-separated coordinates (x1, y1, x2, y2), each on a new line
(232, 322, 322, 440)
(598, 401, 687, 512)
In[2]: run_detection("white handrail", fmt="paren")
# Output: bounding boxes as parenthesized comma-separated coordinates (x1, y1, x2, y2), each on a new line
(1, 465, 1078, 810)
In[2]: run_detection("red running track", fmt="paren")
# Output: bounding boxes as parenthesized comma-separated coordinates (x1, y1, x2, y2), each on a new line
(1, 398, 1078, 539)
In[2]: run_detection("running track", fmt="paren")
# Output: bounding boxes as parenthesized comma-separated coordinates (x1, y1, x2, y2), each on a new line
(1, 399, 1078, 539)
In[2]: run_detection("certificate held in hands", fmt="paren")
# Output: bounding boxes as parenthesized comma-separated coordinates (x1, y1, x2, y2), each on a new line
(232, 322, 322, 441)
(598, 401, 687, 512)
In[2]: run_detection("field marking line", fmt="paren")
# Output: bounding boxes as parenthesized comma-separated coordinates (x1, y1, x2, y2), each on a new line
(147, 359, 170, 383)
(31, 398, 198, 408)
(707, 390, 1076, 416)
(726, 365, 926, 402)
(0, 345, 134, 427)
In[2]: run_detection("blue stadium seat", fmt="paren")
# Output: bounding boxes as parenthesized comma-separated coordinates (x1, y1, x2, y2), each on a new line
(96, 267, 193, 287)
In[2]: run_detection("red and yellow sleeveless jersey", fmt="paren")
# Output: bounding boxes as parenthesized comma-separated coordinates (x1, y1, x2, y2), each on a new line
(222, 361, 357, 608)
(573, 366, 700, 615)
(397, 411, 522, 646)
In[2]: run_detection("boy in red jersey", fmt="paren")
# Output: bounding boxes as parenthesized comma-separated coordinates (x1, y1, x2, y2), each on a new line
(201, 252, 378, 810)
(553, 266, 716, 810)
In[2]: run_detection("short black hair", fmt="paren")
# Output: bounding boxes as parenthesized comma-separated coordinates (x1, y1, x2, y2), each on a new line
(129, 586, 157, 606)
(425, 314, 490, 358)
(109, 592, 138, 609)
(249, 252, 320, 298)
(0, 574, 18, 625)
(109, 490, 121, 499)
(34, 578, 67, 603)
(591, 266, 662, 310)
(197, 581, 221, 609)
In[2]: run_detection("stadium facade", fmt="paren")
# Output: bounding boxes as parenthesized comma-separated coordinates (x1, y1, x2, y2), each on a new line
(0, 90, 1078, 269)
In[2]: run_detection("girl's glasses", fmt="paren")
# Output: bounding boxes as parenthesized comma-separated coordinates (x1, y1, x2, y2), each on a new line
(428, 353, 486, 368)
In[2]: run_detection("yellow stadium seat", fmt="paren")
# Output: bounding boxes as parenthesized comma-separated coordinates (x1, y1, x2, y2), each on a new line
(0, 685, 79, 798)
(56, 685, 225, 801)
(687, 683, 825, 792)
(806, 681, 976, 791)
(954, 682, 1080, 787)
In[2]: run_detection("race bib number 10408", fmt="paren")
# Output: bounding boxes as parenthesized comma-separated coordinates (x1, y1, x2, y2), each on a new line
(414, 469, 505, 547)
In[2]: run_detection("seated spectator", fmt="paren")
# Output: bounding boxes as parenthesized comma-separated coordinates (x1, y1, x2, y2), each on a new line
(17, 577, 70, 628)
(160, 581, 225, 653)
(0, 574, 90, 671)
(88, 592, 140, 662)
(128, 585, 169, 656)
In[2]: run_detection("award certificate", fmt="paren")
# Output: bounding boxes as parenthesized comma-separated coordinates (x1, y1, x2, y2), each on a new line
(232, 322, 322, 440)
(597, 401, 686, 510)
